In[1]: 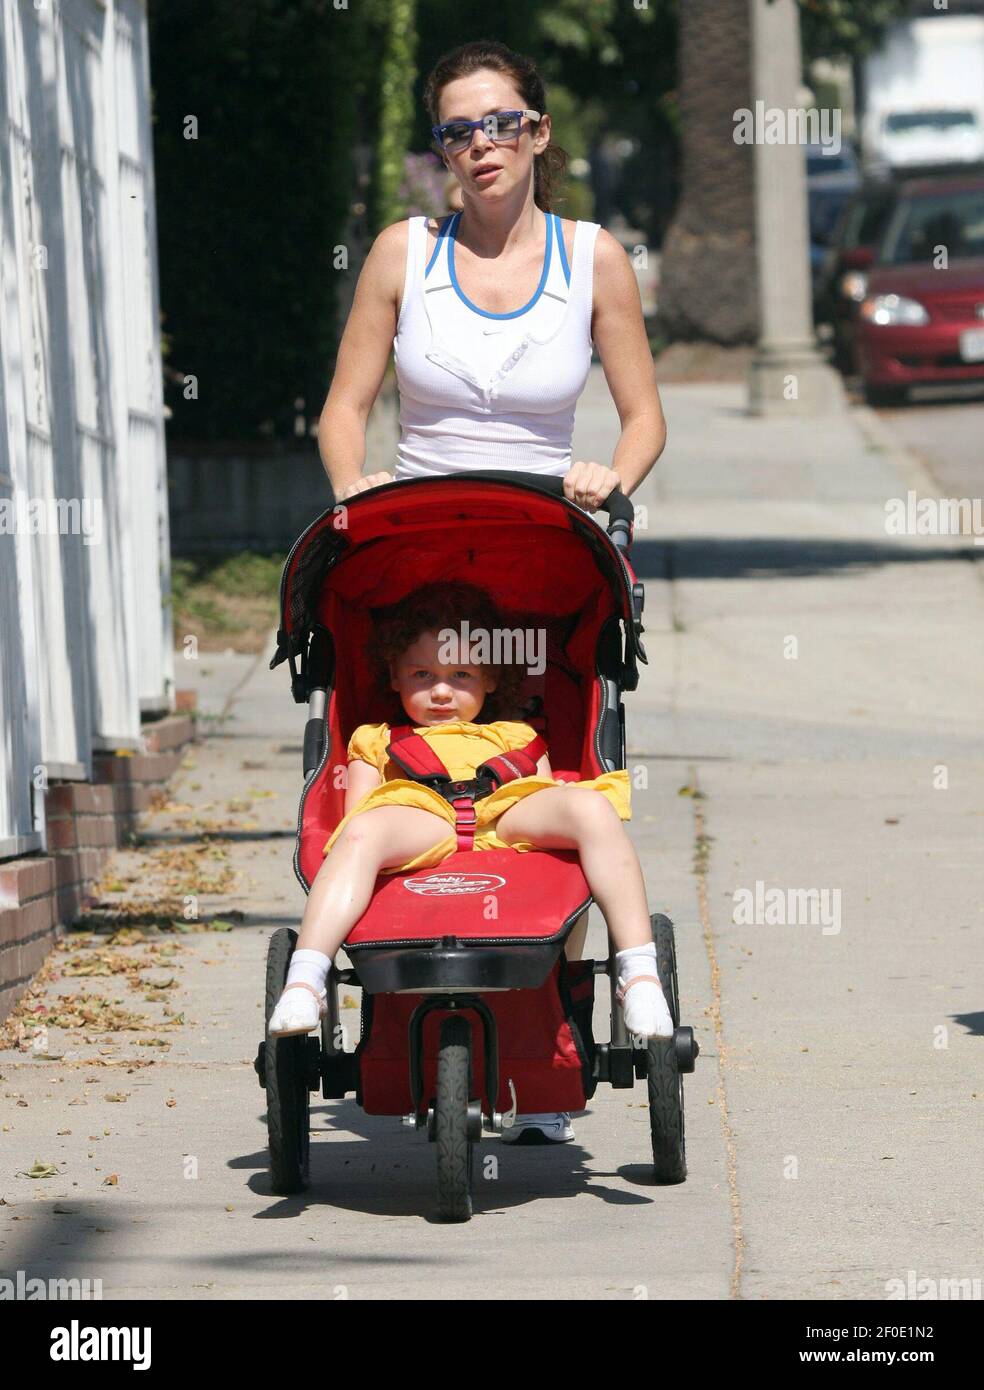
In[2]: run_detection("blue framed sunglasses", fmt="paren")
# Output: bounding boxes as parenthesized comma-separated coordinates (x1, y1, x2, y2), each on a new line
(431, 109, 541, 155)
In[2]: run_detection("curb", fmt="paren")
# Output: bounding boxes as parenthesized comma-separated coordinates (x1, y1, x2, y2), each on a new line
(850, 403, 949, 500)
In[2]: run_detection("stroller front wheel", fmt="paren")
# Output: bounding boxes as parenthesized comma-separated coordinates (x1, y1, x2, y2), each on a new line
(434, 1015, 474, 1222)
(646, 914, 687, 1184)
(264, 928, 314, 1194)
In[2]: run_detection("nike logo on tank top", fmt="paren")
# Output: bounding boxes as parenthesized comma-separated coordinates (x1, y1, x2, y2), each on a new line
(393, 210, 601, 479)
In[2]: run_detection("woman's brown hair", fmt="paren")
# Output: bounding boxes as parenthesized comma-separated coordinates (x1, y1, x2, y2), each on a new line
(423, 39, 568, 214)
(368, 580, 527, 724)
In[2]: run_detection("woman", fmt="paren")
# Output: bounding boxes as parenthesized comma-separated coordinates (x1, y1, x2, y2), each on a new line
(314, 38, 668, 1142)
(318, 37, 667, 513)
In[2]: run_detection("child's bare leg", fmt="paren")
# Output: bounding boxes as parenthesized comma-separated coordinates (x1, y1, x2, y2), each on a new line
(564, 909, 588, 962)
(295, 804, 451, 957)
(495, 788, 651, 951)
(495, 788, 672, 1038)
(269, 805, 451, 1034)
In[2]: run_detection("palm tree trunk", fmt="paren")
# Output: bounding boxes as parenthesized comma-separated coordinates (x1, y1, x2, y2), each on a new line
(374, 0, 418, 231)
(658, 0, 759, 343)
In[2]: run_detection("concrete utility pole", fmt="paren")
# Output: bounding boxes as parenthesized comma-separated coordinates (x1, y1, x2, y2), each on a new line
(746, 0, 846, 414)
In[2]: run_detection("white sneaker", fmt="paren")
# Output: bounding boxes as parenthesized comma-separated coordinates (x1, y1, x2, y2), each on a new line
(500, 1112, 575, 1145)
(267, 981, 327, 1037)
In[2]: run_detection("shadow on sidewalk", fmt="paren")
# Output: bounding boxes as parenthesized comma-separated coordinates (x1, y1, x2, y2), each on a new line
(239, 1099, 661, 1224)
(630, 536, 982, 580)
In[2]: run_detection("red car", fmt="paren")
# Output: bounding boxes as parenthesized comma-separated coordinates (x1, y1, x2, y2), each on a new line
(856, 175, 984, 404)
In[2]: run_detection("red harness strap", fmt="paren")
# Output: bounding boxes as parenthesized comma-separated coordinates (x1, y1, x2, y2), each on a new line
(385, 724, 548, 851)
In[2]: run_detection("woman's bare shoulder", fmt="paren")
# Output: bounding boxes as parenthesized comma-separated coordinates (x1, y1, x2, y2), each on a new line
(356, 221, 414, 320)
(590, 227, 641, 310)
(591, 226, 631, 275)
(365, 216, 450, 304)
(366, 219, 410, 268)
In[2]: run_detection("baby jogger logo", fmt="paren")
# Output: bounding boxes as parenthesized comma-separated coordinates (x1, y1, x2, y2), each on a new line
(50, 1320, 151, 1370)
(404, 872, 507, 896)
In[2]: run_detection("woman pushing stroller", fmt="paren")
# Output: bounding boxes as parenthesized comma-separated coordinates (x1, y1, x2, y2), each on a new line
(269, 580, 675, 1057)
(297, 37, 669, 1143)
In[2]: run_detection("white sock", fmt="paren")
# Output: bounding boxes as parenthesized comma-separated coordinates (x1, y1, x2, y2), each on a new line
(615, 942, 674, 1038)
(285, 948, 332, 995)
(615, 942, 658, 980)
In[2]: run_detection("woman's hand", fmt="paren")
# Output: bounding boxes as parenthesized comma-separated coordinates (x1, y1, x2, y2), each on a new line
(336, 471, 394, 502)
(563, 461, 622, 513)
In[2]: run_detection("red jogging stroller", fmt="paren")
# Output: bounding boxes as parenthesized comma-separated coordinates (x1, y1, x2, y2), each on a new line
(255, 471, 699, 1220)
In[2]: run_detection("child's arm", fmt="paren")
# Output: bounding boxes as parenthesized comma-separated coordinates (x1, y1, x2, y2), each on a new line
(344, 758, 382, 815)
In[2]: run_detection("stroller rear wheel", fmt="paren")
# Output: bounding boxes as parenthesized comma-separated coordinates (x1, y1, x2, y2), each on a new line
(434, 1015, 474, 1222)
(264, 928, 314, 1194)
(645, 913, 687, 1184)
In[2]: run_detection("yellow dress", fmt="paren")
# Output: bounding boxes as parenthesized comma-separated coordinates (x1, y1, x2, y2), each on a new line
(323, 719, 631, 875)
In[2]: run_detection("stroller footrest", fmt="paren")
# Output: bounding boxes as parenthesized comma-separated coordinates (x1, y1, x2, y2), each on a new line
(347, 939, 563, 995)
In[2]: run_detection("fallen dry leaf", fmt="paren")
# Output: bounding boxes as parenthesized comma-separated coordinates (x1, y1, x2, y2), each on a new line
(17, 1159, 59, 1179)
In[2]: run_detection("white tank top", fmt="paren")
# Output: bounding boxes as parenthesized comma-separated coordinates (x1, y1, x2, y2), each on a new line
(392, 210, 601, 479)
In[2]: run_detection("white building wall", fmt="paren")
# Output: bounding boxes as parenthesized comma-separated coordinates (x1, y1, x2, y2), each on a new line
(0, 0, 170, 854)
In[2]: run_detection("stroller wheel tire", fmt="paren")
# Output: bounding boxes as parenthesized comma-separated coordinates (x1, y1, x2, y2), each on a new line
(650, 912, 680, 1028)
(264, 928, 313, 1194)
(646, 914, 687, 1184)
(435, 1015, 474, 1222)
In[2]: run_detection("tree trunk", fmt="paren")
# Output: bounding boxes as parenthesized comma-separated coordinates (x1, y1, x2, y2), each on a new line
(374, 0, 418, 231)
(658, 0, 758, 344)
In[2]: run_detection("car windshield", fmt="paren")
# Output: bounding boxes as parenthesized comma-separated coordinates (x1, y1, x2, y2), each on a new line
(884, 111, 977, 134)
(878, 188, 984, 264)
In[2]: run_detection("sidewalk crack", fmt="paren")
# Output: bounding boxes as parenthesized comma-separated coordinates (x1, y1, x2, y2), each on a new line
(690, 764, 745, 1299)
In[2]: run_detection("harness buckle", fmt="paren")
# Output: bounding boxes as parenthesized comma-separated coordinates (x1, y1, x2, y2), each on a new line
(435, 775, 496, 805)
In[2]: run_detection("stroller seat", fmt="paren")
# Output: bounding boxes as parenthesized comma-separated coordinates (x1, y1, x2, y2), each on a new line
(347, 845, 589, 946)
(345, 846, 589, 992)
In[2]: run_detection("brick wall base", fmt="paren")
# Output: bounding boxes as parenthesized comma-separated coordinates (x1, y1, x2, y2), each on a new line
(0, 697, 198, 1024)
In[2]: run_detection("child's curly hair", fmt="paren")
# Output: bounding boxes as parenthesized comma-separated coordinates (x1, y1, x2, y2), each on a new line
(367, 580, 528, 724)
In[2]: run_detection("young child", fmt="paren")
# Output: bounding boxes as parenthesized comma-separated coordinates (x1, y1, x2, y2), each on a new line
(268, 581, 674, 1135)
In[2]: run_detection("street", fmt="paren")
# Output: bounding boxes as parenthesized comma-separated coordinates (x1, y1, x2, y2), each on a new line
(864, 386, 984, 500)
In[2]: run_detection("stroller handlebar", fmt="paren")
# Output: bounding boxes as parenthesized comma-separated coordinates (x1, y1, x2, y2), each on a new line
(438, 470, 636, 544)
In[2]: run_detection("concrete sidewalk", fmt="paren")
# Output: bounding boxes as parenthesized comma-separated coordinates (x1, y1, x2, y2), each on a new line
(1, 368, 981, 1300)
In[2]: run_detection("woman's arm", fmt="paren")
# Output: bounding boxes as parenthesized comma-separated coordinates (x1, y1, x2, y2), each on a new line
(565, 230, 667, 511)
(318, 221, 409, 500)
(344, 758, 383, 815)
(535, 751, 553, 779)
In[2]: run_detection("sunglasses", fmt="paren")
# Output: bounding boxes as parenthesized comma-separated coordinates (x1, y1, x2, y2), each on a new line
(431, 109, 541, 155)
